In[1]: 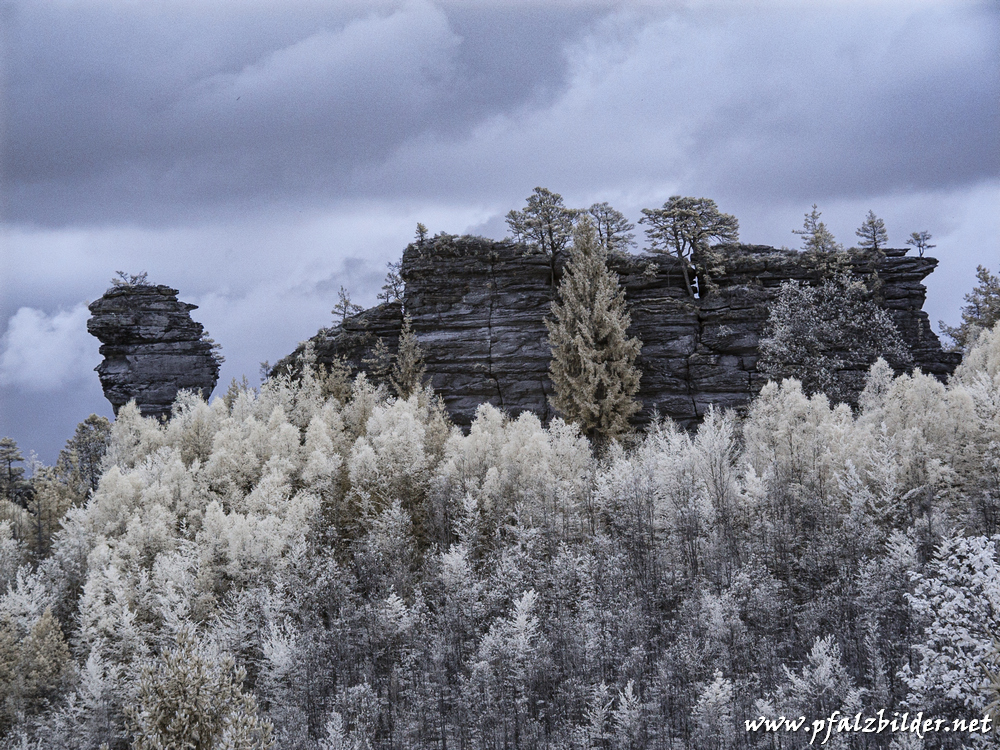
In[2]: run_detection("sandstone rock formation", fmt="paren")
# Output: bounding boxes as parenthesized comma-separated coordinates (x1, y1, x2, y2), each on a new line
(88, 284, 221, 419)
(278, 236, 960, 427)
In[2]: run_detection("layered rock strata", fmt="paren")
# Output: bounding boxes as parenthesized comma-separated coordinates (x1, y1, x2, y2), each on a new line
(279, 236, 960, 427)
(88, 285, 220, 419)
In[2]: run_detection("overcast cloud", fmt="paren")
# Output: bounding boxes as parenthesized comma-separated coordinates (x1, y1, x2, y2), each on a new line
(1, 0, 998, 463)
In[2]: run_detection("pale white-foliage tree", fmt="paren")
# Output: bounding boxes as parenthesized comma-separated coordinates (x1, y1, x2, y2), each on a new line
(577, 681, 613, 749)
(433, 405, 592, 540)
(15, 304, 1000, 747)
(692, 671, 736, 750)
(348, 393, 432, 516)
(901, 535, 1000, 726)
(772, 636, 864, 750)
(758, 275, 912, 404)
(473, 588, 548, 746)
(612, 679, 643, 750)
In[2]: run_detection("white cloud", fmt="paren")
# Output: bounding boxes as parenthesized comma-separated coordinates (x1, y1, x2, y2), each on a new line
(0, 304, 100, 392)
(1, 199, 494, 393)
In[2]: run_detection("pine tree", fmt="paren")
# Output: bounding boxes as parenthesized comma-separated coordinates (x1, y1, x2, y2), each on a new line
(905, 230, 935, 257)
(639, 196, 739, 297)
(23, 466, 74, 559)
(331, 286, 363, 326)
(588, 201, 635, 255)
(110, 271, 149, 288)
(363, 338, 394, 383)
(546, 217, 641, 444)
(377, 261, 404, 305)
(793, 204, 842, 252)
(56, 414, 112, 496)
(128, 627, 273, 750)
(0, 607, 72, 732)
(22, 606, 72, 708)
(855, 209, 888, 251)
(391, 315, 426, 399)
(506, 187, 579, 285)
(0, 438, 25, 503)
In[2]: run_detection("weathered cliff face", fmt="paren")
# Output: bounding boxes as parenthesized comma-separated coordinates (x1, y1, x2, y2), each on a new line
(277, 236, 959, 427)
(88, 285, 221, 419)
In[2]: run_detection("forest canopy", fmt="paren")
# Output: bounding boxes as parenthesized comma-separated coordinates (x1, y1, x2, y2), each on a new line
(1, 320, 998, 749)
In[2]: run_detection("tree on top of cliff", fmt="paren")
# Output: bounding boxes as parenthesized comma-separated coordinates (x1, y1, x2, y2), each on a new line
(377, 261, 404, 305)
(546, 217, 641, 444)
(793, 204, 842, 253)
(906, 230, 935, 257)
(855, 210, 888, 251)
(940, 265, 1000, 351)
(332, 285, 363, 326)
(506, 187, 579, 284)
(639, 196, 739, 297)
(588, 202, 635, 255)
(110, 271, 149, 288)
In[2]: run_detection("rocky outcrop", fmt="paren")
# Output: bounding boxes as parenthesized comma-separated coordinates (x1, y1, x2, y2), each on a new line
(88, 285, 221, 419)
(277, 236, 960, 428)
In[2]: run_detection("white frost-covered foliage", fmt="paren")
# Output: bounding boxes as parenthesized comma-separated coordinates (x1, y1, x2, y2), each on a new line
(61, 377, 373, 653)
(758, 275, 912, 404)
(902, 536, 1000, 720)
(6, 324, 1000, 749)
(433, 405, 592, 539)
(349, 394, 434, 511)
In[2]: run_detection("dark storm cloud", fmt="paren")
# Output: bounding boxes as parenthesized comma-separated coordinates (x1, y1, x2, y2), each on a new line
(355, 2, 1000, 208)
(4, 1, 995, 226)
(1, 0, 603, 225)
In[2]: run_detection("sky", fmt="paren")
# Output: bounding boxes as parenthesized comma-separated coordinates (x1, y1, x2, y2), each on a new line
(1, 0, 998, 464)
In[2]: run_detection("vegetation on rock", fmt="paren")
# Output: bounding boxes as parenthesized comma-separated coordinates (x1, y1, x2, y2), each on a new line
(758, 274, 913, 404)
(793, 204, 843, 253)
(639, 196, 740, 297)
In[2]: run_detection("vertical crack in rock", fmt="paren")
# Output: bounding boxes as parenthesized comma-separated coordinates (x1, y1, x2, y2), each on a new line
(689, 311, 701, 420)
(486, 251, 504, 409)
(539, 377, 551, 423)
(87, 284, 221, 419)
